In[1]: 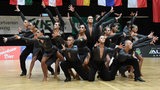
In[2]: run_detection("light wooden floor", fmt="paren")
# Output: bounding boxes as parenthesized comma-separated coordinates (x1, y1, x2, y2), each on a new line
(0, 58, 160, 90)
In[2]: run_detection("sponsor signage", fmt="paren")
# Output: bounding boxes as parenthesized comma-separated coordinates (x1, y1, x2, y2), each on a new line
(0, 16, 72, 34)
(140, 45, 160, 57)
(0, 46, 20, 60)
(0, 46, 32, 60)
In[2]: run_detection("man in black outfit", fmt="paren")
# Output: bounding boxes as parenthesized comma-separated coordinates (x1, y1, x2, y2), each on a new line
(68, 5, 114, 50)
(88, 35, 113, 81)
(109, 36, 153, 82)
(60, 36, 89, 82)
(8, 6, 34, 76)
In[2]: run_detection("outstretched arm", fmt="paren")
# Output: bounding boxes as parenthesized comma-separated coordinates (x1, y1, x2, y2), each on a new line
(38, 35, 50, 40)
(15, 5, 27, 22)
(95, 7, 114, 27)
(133, 32, 154, 46)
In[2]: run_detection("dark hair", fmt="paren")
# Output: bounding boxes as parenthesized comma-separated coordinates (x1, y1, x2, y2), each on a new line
(110, 23, 119, 29)
(126, 21, 131, 27)
(33, 22, 38, 28)
(68, 35, 74, 40)
(130, 24, 137, 31)
(40, 29, 45, 34)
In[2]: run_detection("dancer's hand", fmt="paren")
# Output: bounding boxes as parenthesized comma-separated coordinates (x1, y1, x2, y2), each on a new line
(3, 37, 8, 43)
(68, 5, 75, 12)
(41, 1, 46, 8)
(61, 44, 66, 50)
(18, 27, 22, 33)
(148, 32, 154, 38)
(14, 5, 20, 12)
(115, 13, 122, 20)
(110, 7, 114, 13)
(15, 35, 21, 39)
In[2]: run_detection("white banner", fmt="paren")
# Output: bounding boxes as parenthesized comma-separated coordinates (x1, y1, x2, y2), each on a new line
(0, 16, 72, 34)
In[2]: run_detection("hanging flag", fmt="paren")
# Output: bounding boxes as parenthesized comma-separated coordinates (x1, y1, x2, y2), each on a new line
(10, 0, 32, 5)
(43, 0, 63, 6)
(153, 0, 160, 23)
(70, 0, 90, 6)
(128, 0, 147, 8)
(98, 0, 122, 6)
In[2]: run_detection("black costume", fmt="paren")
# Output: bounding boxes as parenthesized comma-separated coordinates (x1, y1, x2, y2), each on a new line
(110, 36, 152, 81)
(88, 46, 115, 81)
(71, 10, 112, 50)
(60, 45, 89, 82)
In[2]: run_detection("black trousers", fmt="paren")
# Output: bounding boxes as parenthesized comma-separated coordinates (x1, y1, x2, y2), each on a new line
(20, 45, 33, 74)
(88, 61, 111, 81)
(60, 60, 88, 80)
(110, 58, 141, 80)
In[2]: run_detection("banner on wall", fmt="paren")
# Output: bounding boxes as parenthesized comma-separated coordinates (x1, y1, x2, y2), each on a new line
(0, 16, 72, 34)
(0, 46, 21, 60)
(139, 45, 160, 57)
(0, 46, 32, 60)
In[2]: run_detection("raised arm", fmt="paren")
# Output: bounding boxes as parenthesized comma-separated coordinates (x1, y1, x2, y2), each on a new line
(54, 7, 65, 31)
(67, 13, 78, 35)
(15, 5, 27, 21)
(129, 11, 138, 26)
(42, 1, 55, 25)
(101, 18, 116, 29)
(101, 13, 122, 29)
(41, 20, 53, 34)
(95, 7, 114, 27)
(68, 5, 87, 28)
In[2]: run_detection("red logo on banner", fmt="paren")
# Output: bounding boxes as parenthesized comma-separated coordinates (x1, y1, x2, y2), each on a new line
(0, 46, 20, 60)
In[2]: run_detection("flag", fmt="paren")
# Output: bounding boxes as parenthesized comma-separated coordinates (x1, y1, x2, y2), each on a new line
(128, 0, 147, 8)
(70, 0, 90, 6)
(43, 0, 63, 6)
(153, 0, 160, 23)
(10, 0, 32, 5)
(98, 0, 122, 6)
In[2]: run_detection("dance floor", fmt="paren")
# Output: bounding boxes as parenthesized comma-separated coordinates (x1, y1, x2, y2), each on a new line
(0, 58, 160, 90)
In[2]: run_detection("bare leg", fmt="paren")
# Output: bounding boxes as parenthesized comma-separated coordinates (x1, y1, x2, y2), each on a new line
(137, 55, 144, 76)
(68, 69, 76, 79)
(54, 51, 64, 79)
(41, 56, 49, 81)
(54, 58, 59, 79)
(28, 56, 37, 79)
